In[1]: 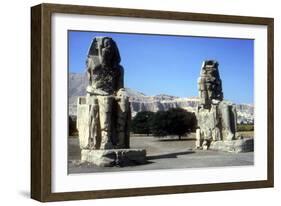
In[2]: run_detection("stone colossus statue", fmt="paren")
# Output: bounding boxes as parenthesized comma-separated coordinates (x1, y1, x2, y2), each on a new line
(77, 37, 131, 150)
(196, 60, 238, 149)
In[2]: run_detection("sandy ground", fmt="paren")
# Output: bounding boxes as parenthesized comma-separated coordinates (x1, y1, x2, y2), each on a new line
(68, 134, 254, 174)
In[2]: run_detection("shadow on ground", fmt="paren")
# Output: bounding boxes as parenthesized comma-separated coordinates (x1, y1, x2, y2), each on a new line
(157, 138, 196, 142)
(147, 150, 194, 160)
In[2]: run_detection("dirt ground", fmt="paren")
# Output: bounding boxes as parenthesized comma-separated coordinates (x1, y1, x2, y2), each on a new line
(68, 133, 254, 174)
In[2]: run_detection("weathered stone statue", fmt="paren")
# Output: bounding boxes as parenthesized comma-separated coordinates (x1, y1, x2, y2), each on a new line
(196, 60, 253, 152)
(77, 37, 146, 166)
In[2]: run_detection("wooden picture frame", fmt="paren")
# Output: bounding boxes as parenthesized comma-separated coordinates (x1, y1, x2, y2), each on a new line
(31, 3, 274, 202)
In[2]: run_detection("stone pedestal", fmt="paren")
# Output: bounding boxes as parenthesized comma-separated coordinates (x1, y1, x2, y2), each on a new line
(81, 149, 147, 167)
(209, 138, 254, 153)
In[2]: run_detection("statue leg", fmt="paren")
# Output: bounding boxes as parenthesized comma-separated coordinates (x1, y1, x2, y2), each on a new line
(195, 128, 202, 148)
(97, 96, 114, 149)
(212, 127, 221, 141)
(202, 129, 211, 150)
(116, 95, 130, 148)
(220, 104, 235, 140)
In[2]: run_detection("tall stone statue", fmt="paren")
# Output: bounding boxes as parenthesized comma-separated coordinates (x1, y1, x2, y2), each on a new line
(77, 37, 146, 166)
(196, 60, 240, 150)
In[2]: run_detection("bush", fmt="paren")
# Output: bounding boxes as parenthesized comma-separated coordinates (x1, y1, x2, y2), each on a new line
(150, 108, 197, 140)
(237, 124, 254, 132)
(131, 111, 154, 135)
(150, 111, 169, 137)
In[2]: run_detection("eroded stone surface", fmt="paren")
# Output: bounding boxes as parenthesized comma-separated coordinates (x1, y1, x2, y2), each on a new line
(81, 149, 147, 167)
(209, 138, 254, 153)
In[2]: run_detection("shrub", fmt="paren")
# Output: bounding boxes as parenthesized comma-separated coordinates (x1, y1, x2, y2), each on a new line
(150, 108, 197, 140)
(131, 111, 155, 135)
(150, 111, 169, 137)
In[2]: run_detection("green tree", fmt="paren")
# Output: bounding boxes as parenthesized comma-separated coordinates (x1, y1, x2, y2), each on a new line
(150, 111, 169, 137)
(151, 108, 197, 140)
(131, 111, 155, 135)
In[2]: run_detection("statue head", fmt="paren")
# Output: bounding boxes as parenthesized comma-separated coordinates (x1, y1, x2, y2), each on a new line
(87, 37, 121, 68)
(86, 37, 124, 94)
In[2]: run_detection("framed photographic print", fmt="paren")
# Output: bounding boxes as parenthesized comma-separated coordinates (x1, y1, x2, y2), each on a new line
(31, 3, 274, 202)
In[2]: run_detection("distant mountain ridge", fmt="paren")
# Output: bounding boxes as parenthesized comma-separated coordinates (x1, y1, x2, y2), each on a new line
(68, 73, 254, 124)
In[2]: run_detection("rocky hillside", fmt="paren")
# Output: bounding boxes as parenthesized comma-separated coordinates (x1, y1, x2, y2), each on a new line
(69, 73, 254, 124)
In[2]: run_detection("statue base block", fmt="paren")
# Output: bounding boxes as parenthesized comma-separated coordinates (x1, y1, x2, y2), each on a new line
(81, 149, 147, 167)
(209, 138, 254, 153)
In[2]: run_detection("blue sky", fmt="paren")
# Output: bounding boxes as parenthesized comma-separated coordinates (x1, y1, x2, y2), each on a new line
(68, 30, 254, 104)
